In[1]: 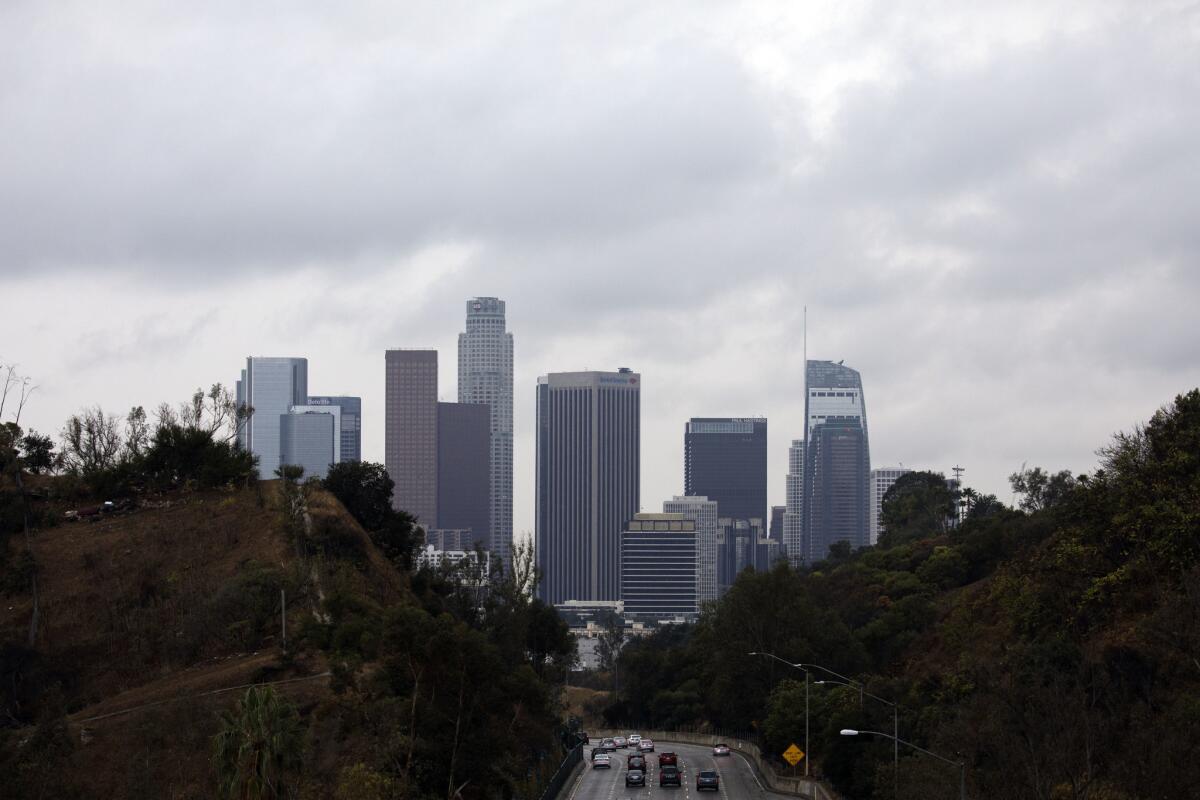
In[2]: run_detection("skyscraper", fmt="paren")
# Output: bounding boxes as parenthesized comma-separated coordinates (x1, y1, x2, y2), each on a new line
(306, 396, 362, 462)
(769, 505, 785, 543)
(279, 411, 336, 479)
(783, 439, 805, 568)
(384, 350, 438, 527)
(237, 357, 308, 478)
(803, 360, 870, 563)
(870, 467, 912, 544)
(458, 297, 514, 568)
(536, 369, 640, 605)
(621, 513, 698, 618)
(663, 495, 719, 604)
(436, 401, 491, 550)
(683, 417, 767, 523)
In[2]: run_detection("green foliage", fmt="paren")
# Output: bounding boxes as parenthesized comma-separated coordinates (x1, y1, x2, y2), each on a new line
(334, 763, 397, 800)
(213, 686, 303, 800)
(1008, 466, 1078, 512)
(879, 470, 957, 546)
(18, 430, 54, 474)
(142, 423, 258, 489)
(322, 461, 418, 570)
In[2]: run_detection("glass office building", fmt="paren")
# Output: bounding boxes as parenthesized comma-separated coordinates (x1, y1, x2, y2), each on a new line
(306, 396, 361, 463)
(684, 417, 767, 523)
(280, 411, 336, 479)
(237, 357, 308, 478)
(663, 495, 719, 604)
(621, 513, 698, 618)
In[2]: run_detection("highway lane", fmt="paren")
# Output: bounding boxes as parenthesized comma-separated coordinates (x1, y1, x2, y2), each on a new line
(565, 740, 788, 800)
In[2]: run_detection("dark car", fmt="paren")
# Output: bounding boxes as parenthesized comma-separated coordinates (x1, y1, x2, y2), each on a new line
(625, 769, 646, 787)
(659, 752, 678, 767)
(627, 755, 646, 771)
(579, 731, 590, 744)
(697, 770, 720, 791)
(659, 765, 682, 787)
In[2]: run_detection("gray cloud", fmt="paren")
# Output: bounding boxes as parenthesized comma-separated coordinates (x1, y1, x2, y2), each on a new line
(2, 1, 1198, 529)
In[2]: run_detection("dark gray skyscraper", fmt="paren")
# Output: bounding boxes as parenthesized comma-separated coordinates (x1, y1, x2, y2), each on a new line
(536, 369, 640, 605)
(802, 360, 870, 563)
(684, 417, 767, 523)
(306, 395, 361, 462)
(458, 297, 514, 568)
(384, 350, 438, 526)
(436, 401, 491, 549)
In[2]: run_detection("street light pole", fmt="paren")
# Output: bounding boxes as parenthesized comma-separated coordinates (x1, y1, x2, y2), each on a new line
(841, 729, 965, 800)
(815, 678, 899, 799)
(804, 669, 810, 778)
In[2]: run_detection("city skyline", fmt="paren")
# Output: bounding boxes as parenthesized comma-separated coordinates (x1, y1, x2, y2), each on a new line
(6, 4, 1198, 546)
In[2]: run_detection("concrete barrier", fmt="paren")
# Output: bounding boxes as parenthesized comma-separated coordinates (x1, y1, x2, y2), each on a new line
(589, 729, 840, 800)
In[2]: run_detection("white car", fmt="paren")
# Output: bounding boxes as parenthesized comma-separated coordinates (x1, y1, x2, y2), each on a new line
(613, 735, 627, 748)
(712, 743, 731, 756)
(629, 734, 642, 746)
(593, 753, 611, 769)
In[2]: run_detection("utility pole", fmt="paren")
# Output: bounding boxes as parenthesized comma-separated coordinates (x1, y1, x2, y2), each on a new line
(281, 589, 287, 651)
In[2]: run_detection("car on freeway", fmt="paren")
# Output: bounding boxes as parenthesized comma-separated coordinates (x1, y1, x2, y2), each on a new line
(638, 739, 655, 752)
(592, 753, 611, 769)
(696, 770, 720, 791)
(613, 735, 627, 748)
(659, 752, 678, 767)
(591, 746, 613, 760)
(629, 734, 642, 746)
(712, 743, 731, 756)
(601, 738, 615, 748)
(627, 755, 646, 771)
(625, 769, 646, 787)
(659, 765, 682, 787)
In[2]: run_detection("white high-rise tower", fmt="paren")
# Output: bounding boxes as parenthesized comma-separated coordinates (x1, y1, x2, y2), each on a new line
(458, 297, 514, 569)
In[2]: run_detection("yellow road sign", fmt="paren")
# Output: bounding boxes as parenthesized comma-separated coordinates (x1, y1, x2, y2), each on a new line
(783, 744, 805, 765)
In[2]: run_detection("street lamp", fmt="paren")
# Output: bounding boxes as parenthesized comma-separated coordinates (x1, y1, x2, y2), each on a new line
(816, 679, 899, 798)
(747, 651, 810, 777)
(840, 729, 965, 800)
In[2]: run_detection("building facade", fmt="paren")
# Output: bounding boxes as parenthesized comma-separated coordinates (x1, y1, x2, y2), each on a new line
(620, 513, 698, 618)
(279, 411, 336, 479)
(683, 417, 767, 523)
(458, 297, 514, 569)
(306, 395, 361, 462)
(803, 360, 871, 563)
(384, 350, 438, 526)
(870, 467, 912, 545)
(783, 439, 805, 568)
(662, 495, 719, 604)
(436, 401, 492, 550)
(769, 505, 785, 543)
(536, 369, 640, 605)
(237, 357, 308, 478)
(715, 517, 773, 595)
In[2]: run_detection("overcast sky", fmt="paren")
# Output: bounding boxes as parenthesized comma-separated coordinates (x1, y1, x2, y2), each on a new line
(3, 1, 1198, 536)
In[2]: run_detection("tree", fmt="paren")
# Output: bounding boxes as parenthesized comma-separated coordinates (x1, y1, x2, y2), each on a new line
(879, 471, 958, 545)
(1008, 466, 1077, 512)
(323, 461, 395, 531)
(212, 686, 302, 800)
(19, 430, 55, 474)
(59, 406, 124, 475)
(596, 611, 626, 676)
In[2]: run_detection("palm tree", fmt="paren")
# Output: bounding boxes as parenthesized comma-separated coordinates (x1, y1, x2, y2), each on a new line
(213, 686, 303, 799)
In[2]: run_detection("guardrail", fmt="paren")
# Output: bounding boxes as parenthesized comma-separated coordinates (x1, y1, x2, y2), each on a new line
(538, 743, 583, 800)
(588, 729, 840, 800)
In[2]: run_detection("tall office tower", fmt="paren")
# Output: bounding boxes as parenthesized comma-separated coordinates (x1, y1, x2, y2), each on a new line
(783, 440, 805, 568)
(870, 467, 912, 544)
(436, 402, 491, 550)
(306, 396, 362, 462)
(458, 297, 514, 569)
(769, 505, 785, 543)
(684, 418, 767, 523)
(384, 350, 438, 526)
(237, 357, 308, 478)
(663, 495, 719, 604)
(803, 360, 871, 563)
(279, 411, 336, 479)
(621, 513, 698, 618)
(536, 369, 640, 605)
(715, 517, 768, 595)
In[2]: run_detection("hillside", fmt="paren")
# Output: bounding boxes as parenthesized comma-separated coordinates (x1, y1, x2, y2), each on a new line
(0, 459, 574, 800)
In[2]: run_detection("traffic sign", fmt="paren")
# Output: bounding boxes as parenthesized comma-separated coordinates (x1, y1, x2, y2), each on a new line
(783, 744, 805, 765)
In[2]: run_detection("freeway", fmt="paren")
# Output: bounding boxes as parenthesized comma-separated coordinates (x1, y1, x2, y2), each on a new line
(565, 740, 789, 800)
